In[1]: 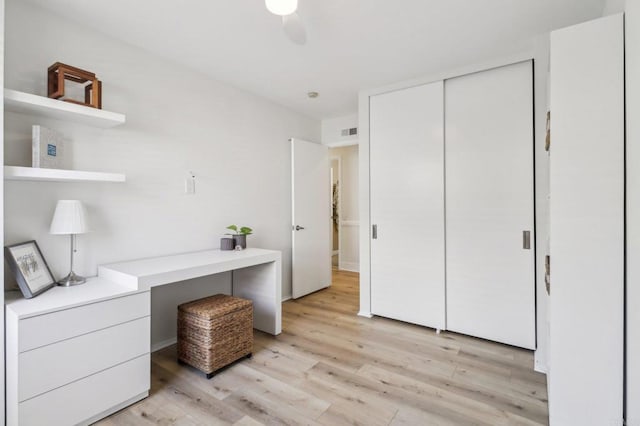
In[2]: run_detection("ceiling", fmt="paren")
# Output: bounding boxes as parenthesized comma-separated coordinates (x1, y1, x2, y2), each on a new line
(24, 0, 605, 120)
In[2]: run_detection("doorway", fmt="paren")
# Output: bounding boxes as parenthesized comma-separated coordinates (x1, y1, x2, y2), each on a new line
(327, 144, 359, 274)
(330, 157, 340, 268)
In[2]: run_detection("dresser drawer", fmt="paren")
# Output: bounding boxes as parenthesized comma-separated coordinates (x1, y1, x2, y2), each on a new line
(18, 291, 150, 352)
(18, 354, 150, 426)
(19, 316, 150, 402)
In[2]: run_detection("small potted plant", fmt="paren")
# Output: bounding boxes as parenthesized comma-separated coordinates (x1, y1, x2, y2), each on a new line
(226, 225, 253, 249)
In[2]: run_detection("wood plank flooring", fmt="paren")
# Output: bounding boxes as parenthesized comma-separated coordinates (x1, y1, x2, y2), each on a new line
(98, 269, 548, 425)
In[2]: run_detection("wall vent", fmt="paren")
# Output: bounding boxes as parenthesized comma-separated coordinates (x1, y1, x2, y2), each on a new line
(341, 127, 358, 137)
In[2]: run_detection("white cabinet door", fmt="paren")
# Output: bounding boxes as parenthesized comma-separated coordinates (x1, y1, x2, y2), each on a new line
(549, 14, 624, 426)
(291, 138, 331, 299)
(19, 355, 149, 426)
(370, 81, 445, 329)
(445, 61, 536, 349)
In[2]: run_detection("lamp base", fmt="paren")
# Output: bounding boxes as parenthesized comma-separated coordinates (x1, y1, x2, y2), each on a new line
(57, 271, 86, 287)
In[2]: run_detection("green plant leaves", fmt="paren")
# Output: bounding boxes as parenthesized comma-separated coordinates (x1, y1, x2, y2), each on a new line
(226, 225, 252, 235)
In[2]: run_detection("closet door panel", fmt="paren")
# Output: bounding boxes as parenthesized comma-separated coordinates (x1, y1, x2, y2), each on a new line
(369, 81, 445, 329)
(445, 61, 536, 349)
(549, 14, 624, 426)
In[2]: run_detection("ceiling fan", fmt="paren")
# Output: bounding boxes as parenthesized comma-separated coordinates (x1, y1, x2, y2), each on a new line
(265, 0, 307, 45)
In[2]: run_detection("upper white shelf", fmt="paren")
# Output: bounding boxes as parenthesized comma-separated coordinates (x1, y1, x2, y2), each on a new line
(4, 166, 126, 183)
(4, 89, 126, 128)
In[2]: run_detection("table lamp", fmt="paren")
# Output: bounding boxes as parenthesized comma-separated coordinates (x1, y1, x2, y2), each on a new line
(50, 200, 89, 286)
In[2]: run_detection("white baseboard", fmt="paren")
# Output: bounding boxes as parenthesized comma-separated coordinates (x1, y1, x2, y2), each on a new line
(151, 337, 177, 353)
(534, 360, 548, 374)
(281, 296, 292, 302)
(358, 311, 373, 318)
(338, 261, 359, 272)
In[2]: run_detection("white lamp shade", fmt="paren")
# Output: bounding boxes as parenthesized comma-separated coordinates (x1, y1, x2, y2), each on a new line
(265, 0, 297, 16)
(50, 200, 89, 235)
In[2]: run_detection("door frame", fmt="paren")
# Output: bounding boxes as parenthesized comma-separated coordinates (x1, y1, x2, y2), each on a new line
(326, 139, 359, 274)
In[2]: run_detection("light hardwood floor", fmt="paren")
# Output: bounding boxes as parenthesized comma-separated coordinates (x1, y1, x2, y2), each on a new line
(98, 270, 548, 425)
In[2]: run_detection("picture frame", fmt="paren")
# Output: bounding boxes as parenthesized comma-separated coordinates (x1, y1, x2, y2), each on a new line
(4, 241, 56, 299)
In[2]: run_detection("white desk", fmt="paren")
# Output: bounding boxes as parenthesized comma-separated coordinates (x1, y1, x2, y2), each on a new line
(99, 248, 282, 335)
(6, 248, 282, 425)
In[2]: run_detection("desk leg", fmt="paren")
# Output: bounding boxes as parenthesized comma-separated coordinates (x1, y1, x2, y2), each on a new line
(232, 259, 282, 335)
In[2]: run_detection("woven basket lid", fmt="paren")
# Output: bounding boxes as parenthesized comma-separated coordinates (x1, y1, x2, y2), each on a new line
(178, 294, 252, 319)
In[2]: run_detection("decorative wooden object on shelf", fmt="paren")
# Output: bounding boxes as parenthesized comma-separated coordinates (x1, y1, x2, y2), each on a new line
(47, 62, 102, 109)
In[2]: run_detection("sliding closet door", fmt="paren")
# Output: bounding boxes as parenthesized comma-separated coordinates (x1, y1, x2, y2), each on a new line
(549, 14, 624, 426)
(445, 61, 535, 349)
(370, 82, 445, 329)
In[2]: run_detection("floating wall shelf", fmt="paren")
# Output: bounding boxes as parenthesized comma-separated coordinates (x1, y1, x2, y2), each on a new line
(4, 166, 126, 183)
(4, 89, 126, 128)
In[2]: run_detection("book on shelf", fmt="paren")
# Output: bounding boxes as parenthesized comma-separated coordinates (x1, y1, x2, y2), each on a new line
(32, 125, 65, 169)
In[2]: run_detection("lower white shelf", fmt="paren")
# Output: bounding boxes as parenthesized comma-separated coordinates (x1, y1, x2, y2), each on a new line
(4, 166, 126, 183)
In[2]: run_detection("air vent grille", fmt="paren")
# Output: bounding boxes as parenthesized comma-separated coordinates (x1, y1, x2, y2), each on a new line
(341, 127, 358, 137)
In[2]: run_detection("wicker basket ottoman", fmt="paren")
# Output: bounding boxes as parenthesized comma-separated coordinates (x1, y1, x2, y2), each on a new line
(177, 294, 253, 378)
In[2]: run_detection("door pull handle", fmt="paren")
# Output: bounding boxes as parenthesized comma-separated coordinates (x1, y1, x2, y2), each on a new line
(523, 230, 531, 250)
(372, 224, 378, 240)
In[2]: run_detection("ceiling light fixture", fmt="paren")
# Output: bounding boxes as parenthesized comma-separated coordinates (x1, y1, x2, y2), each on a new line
(307, 91, 319, 99)
(265, 0, 298, 16)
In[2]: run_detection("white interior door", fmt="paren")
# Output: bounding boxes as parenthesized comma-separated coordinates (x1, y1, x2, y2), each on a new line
(291, 138, 331, 299)
(370, 81, 446, 329)
(445, 61, 536, 349)
(549, 14, 624, 426)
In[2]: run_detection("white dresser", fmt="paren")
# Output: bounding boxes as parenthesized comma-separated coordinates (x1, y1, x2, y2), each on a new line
(5, 248, 282, 425)
(5, 279, 150, 426)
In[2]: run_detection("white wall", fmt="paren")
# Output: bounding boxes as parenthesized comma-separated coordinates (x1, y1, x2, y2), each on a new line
(358, 50, 551, 366)
(626, 0, 640, 423)
(3, 0, 319, 347)
(322, 114, 358, 146)
(151, 274, 231, 350)
(603, 0, 626, 14)
(329, 145, 359, 272)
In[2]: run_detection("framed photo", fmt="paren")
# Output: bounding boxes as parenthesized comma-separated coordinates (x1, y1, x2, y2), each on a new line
(4, 241, 56, 299)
